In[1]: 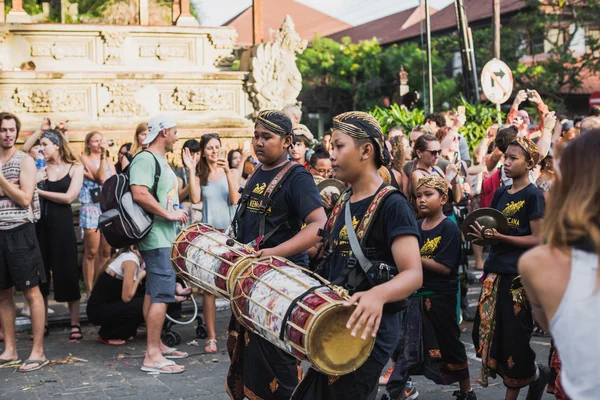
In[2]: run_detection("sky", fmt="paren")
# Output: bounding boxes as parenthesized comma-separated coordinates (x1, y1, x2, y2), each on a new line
(198, 0, 454, 27)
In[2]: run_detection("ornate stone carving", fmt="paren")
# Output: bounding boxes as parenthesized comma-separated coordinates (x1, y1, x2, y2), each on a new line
(246, 15, 307, 112)
(207, 31, 237, 50)
(31, 43, 87, 60)
(101, 82, 145, 117)
(2, 87, 86, 113)
(215, 54, 236, 68)
(53, 90, 86, 113)
(160, 86, 231, 111)
(101, 31, 127, 64)
(14, 88, 53, 113)
(139, 44, 188, 60)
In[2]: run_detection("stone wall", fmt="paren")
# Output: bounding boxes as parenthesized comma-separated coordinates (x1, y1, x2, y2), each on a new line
(0, 23, 255, 163)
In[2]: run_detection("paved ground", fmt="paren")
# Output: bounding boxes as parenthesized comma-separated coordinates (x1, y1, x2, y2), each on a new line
(1, 282, 556, 400)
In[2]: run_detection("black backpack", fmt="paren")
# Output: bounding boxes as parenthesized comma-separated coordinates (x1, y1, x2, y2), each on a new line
(98, 151, 161, 248)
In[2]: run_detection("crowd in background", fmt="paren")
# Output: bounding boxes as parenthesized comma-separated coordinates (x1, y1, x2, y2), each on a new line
(0, 97, 598, 398)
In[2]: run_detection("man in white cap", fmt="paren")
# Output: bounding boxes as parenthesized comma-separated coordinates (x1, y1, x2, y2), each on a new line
(130, 115, 189, 374)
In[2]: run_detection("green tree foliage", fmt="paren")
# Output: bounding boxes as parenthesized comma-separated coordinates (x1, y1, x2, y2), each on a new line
(4, 0, 43, 15)
(370, 104, 425, 135)
(509, 0, 600, 113)
(369, 97, 503, 149)
(298, 0, 598, 116)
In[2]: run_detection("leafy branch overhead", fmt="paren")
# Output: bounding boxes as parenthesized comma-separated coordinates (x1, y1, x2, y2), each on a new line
(297, 0, 599, 116)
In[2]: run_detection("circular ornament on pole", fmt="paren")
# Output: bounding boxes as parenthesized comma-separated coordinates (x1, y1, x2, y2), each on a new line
(481, 58, 514, 104)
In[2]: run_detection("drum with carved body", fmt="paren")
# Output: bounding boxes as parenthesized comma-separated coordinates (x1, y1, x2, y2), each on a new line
(170, 223, 257, 298)
(231, 256, 374, 376)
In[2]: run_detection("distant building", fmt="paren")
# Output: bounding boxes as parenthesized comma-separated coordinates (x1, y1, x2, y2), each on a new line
(224, 0, 351, 47)
(327, 4, 436, 44)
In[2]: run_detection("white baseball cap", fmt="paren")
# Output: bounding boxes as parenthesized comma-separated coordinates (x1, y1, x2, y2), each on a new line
(144, 115, 177, 145)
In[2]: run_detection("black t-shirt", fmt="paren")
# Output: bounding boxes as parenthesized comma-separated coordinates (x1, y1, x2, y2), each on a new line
(484, 184, 545, 274)
(323, 191, 419, 366)
(418, 217, 460, 294)
(236, 163, 322, 266)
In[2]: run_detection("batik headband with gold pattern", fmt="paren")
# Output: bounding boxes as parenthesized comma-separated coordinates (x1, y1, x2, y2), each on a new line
(416, 176, 449, 196)
(332, 111, 389, 165)
(511, 137, 540, 164)
(256, 110, 293, 136)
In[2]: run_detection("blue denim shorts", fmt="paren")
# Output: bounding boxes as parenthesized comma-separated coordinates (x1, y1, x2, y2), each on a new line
(140, 248, 175, 304)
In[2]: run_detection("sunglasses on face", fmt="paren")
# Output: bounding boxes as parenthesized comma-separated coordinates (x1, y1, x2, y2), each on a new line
(425, 150, 441, 156)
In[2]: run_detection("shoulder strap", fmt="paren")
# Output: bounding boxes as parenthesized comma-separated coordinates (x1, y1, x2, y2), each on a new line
(323, 187, 351, 234)
(258, 161, 302, 238)
(355, 185, 398, 245)
(342, 184, 399, 282)
(127, 150, 161, 200)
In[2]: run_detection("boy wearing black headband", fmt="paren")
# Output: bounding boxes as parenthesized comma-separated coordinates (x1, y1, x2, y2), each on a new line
(469, 137, 547, 400)
(292, 112, 422, 399)
(226, 110, 326, 400)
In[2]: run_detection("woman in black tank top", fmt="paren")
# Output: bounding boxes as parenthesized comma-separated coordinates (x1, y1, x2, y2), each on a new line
(36, 130, 85, 341)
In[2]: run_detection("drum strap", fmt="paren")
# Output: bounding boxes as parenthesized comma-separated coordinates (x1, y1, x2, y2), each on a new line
(278, 284, 328, 341)
(330, 185, 398, 289)
(230, 161, 301, 242)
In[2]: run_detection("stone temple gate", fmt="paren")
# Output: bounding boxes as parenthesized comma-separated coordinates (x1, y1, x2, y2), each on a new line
(0, 3, 305, 165)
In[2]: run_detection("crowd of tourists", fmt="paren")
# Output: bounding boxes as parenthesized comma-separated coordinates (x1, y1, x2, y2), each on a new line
(0, 96, 598, 399)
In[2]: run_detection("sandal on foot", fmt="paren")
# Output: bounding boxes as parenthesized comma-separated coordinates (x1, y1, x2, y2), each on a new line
(18, 359, 49, 373)
(0, 358, 22, 368)
(97, 337, 126, 346)
(205, 339, 218, 353)
(69, 325, 83, 341)
(141, 360, 184, 374)
(162, 348, 188, 359)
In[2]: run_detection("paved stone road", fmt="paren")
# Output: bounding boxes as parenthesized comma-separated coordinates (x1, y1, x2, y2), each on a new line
(1, 287, 556, 400)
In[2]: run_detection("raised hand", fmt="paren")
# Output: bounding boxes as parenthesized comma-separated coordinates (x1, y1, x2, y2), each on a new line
(182, 148, 198, 171)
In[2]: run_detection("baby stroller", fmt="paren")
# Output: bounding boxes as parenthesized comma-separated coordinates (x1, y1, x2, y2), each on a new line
(161, 278, 208, 347)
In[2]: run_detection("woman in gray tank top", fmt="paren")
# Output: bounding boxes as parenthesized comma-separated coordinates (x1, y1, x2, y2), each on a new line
(188, 133, 240, 353)
(520, 131, 600, 400)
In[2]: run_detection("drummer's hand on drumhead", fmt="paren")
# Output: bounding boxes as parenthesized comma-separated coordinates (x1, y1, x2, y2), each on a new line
(168, 209, 188, 224)
(344, 289, 385, 340)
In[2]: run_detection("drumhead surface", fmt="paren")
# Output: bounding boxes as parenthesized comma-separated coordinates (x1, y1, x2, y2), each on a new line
(307, 305, 374, 376)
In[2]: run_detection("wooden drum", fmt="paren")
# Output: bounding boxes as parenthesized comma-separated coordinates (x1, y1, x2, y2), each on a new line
(170, 223, 257, 298)
(230, 256, 374, 376)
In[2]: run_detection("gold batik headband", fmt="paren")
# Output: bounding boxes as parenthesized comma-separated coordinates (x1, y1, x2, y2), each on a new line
(332, 111, 389, 165)
(512, 137, 540, 164)
(416, 176, 448, 196)
(256, 110, 293, 136)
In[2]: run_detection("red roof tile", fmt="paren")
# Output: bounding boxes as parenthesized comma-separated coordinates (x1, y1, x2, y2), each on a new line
(327, 5, 435, 43)
(384, 0, 528, 44)
(225, 0, 351, 47)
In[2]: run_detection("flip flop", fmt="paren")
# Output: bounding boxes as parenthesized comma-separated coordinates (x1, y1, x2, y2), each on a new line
(162, 348, 188, 359)
(97, 337, 126, 346)
(0, 358, 21, 368)
(141, 360, 184, 374)
(18, 359, 49, 373)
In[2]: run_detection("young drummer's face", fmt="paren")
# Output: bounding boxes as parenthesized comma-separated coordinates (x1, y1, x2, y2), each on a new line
(253, 124, 290, 164)
(330, 130, 363, 182)
(503, 145, 531, 178)
(416, 186, 446, 216)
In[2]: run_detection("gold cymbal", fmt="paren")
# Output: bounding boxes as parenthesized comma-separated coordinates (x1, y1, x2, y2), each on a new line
(462, 208, 509, 246)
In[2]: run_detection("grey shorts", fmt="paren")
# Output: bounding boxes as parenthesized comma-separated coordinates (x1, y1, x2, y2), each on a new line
(140, 248, 175, 304)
